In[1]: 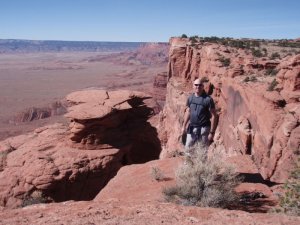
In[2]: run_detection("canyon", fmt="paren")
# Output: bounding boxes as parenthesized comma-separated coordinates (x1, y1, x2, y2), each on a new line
(0, 38, 299, 224)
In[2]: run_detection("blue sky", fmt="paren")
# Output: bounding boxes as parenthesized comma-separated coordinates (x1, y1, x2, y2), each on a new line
(0, 0, 299, 42)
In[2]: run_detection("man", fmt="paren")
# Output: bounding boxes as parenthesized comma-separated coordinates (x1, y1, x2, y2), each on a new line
(181, 78, 218, 150)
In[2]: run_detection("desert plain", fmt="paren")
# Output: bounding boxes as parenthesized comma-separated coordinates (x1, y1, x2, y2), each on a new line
(0, 51, 166, 140)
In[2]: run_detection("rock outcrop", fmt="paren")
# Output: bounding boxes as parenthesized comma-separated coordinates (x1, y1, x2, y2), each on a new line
(0, 123, 124, 208)
(152, 72, 168, 105)
(159, 37, 300, 183)
(65, 89, 161, 164)
(0, 89, 161, 208)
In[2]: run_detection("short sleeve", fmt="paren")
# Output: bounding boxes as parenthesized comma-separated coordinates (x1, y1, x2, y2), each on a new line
(186, 95, 192, 108)
(209, 97, 215, 110)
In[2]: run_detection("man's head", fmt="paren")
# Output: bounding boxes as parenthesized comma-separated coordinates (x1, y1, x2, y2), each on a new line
(193, 78, 204, 95)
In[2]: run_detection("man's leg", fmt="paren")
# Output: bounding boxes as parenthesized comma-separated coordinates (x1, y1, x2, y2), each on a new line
(194, 126, 210, 155)
(185, 128, 200, 155)
(185, 133, 192, 149)
(200, 126, 210, 146)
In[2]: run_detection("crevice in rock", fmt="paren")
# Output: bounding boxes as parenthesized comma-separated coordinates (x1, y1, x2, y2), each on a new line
(245, 135, 252, 155)
(37, 159, 122, 203)
(238, 173, 279, 187)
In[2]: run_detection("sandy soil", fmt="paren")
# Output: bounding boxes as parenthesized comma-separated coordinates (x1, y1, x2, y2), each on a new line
(0, 52, 166, 140)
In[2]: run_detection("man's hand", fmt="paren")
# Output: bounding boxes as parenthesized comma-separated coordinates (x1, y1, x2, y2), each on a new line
(208, 133, 214, 142)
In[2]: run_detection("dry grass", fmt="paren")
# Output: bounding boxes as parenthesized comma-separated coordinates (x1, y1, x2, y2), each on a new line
(150, 166, 166, 182)
(163, 143, 242, 208)
(21, 190, 50, 207)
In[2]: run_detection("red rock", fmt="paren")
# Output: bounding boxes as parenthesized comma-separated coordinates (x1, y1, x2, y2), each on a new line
(95, 157, 180, 203)
(0, 200, 299, 225)
(152, 72, 168, 103)
(159, 38, 299, 183)
(0, 123, 125, 208)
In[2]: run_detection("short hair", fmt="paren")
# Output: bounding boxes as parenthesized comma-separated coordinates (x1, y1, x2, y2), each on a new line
(194, 78, 208, 84)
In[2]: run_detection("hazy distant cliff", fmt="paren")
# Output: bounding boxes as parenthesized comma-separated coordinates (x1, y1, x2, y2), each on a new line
(0, 39, 160, 53)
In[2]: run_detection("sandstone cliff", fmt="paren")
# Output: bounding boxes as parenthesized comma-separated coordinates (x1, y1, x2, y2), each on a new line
(0, 90, 161, 208)
(159, 37, 299, 183)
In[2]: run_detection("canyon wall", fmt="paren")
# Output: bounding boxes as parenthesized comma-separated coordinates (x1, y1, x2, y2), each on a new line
(159, 38, 299, 183)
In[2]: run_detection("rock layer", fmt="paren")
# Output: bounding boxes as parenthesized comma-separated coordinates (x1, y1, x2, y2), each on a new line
(0, 123, 124, 208)
(152, 71, 168, 105)
(0, 89, 162, 208)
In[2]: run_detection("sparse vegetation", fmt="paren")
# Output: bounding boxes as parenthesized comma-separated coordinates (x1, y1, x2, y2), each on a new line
(262, 48, 268, 56)
(265, 68, 278, 76)
(271, 52, 281, 60)
(151, 166, 166, 181)
(189, 36, 199, 46)
(218, 56, 231, 67)
(21, 191, 50, 207)
(181, 34, 188, 38)
(163, 143, 242, 208)
(272, 157, 300, 216)
(177, 36, 300, 57)
(251, 49, 263, 57)
(277, 40, 300, 48)
(198, 37, 262, 50)
(243, 76, 258, 83)
(267, 79, 279, 91)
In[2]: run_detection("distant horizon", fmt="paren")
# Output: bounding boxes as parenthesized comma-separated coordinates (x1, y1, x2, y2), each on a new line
(1, 0, 299, 42)
(1, 35, 299, 44)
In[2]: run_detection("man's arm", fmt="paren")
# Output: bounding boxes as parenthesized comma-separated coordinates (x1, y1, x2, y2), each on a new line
(209, 108, 218, 135)
(182, 107, 190, 134)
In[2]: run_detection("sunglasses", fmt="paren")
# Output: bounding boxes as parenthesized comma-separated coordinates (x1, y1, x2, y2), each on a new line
(193, 83, 203, 87)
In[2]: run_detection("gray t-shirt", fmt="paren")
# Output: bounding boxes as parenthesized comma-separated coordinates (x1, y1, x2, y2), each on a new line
(186, 93, 215, 127)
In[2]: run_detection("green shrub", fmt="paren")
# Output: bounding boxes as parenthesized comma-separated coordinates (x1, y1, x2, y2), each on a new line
(218, 57, 231, 67)
(252, 49, 263, 57)
(181, 34, 188, 38)
(251, 41, 260, 48)
(262, 48, 268, 56)
(265, 68, 278, 76)
(21, 191, 50, 207)
(278, 41, 300, 48)
(150, 166, 166, 181)
(189, 36, 198, 44)
(271, 52, 281, 60)
(243, 76, 257, 83)
(163, 143, 241, 208)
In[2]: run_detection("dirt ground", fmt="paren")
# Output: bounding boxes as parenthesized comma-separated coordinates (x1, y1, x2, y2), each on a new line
(0, 52, 166, 140)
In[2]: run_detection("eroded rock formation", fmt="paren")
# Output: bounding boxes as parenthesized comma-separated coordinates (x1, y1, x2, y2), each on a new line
(65, 89, 161, 163)
(152, 72, 168, 105)
(11, 101, 67, 123)
(0, 89, 161, 208)
(159, 38, 299, 183)
(0, 123, 125, 208)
